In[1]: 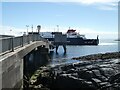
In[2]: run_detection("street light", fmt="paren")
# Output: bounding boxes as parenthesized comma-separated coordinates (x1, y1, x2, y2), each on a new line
(26, 25, 29, 34)
(37, 25, 41, 34)
(10, 29, 12, 35)
(57, 25, 59, 32)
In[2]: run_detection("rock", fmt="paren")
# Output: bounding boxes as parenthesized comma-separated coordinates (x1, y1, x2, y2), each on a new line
(91, 78, 102, 87)
(92, 69, 101, 77)
(26, 52, 120, 89)
(52, 75, 97, 90)
(101, 68, 116, 77)
(109, 73, 120, 83)
(72, 52, 120, 60)
(66, 68, 76, 74)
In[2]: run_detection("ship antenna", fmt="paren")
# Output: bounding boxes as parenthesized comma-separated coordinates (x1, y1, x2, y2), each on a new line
(31, 25, 33, 33)
(57, 25, 59, 32)
(26, 25, 29, 34)
(69, 27, 70, 30)
(31, 24, 34, 36)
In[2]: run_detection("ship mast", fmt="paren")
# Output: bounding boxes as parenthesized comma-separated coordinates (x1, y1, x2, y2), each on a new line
(26, 25, 29, 34)
(57, 25, 59, 32)
(69, 27, 70, 30)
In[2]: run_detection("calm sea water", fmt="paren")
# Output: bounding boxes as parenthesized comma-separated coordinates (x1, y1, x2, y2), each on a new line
(48, 39, 120, 66)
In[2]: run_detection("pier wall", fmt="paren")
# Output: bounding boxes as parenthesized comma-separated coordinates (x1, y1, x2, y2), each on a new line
(0, 41, 49, 89)
(1, 55, 23, 89)
(24, 46, 49, 77)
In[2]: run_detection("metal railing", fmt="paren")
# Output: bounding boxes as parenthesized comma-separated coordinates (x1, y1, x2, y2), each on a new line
(0, 34, 48, 54)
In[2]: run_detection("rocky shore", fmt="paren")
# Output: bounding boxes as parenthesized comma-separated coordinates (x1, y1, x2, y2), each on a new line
(72, 52, 120, 60)
(24, 52, 120, 90)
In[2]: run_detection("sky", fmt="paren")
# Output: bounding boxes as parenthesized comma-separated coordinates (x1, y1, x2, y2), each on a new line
(0, 0, 119, 39)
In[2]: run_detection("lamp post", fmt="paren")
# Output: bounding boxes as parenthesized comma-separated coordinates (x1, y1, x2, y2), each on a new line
(37, 25, 41, 34)
(31, 25, 33, 33)
(10, 29, 12, 36)
(31, 25, 34, 41)
(26, 25, 29, 34)
(57, 25, 59, 32)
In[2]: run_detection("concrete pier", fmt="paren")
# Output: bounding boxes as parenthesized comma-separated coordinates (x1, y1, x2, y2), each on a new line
(0, 34, 52, 89)
(24, 46, 49, 77)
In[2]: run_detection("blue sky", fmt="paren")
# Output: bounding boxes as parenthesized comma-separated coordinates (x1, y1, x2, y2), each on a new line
(1, 0, 118, 39)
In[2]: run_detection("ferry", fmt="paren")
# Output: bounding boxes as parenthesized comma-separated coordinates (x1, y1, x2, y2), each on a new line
(39, 29, 99, 45)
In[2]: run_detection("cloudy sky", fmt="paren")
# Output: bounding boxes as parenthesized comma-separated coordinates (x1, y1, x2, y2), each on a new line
(1, 0, 119, 39)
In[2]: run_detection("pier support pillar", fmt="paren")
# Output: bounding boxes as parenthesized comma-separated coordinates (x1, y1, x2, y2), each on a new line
(54, 32, 67, 53)
(56, 44, 66, 53)
(63, 45, 66, 53)
(56, 45, 59, 53)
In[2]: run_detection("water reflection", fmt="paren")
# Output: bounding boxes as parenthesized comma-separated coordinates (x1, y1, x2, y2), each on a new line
(48, 51, 79, 67)
(55, 51, 67, 58)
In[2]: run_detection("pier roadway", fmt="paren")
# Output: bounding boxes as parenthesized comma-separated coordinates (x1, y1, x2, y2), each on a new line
(0, 35, 52, 89)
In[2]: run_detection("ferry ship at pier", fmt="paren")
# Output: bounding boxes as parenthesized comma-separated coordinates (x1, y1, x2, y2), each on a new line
(40, 29, 99, 45)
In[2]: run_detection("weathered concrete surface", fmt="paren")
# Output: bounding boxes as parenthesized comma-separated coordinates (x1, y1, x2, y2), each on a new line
(0, 41, 49, 89)
(0, 35, 2, 90)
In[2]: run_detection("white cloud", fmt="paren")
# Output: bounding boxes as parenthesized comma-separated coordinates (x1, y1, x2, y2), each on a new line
(0, 26, 118, 39)
(95, 1, 118, 10)
(41, 26, 118, 39)
(73, 0, 118, 10)
(0, 26, 26, 36)
(77, 27, 118, 39)
(55, 14, 64, 17)
(2, 0, 118, 3)
(2, 0, 118, 10)
(98, 5, 116, 10)
(75, 0, 118, 4)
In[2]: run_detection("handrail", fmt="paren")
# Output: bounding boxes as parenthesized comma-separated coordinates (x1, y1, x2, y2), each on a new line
(0, 34, 48, 54)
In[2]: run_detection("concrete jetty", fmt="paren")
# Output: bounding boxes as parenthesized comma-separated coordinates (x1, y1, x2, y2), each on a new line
(0, 34, 53, 89)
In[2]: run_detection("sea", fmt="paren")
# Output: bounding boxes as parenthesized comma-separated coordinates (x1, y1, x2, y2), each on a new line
(47, 39, 120, 67)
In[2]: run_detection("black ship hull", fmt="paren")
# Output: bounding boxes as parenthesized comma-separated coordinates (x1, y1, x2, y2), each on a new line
(45, 37, 99, 45)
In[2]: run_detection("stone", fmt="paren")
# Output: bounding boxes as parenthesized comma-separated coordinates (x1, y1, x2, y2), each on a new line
(26, 52, 120, 89)
(109, 73, 120, 83)
(92, 69, 101, 77)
